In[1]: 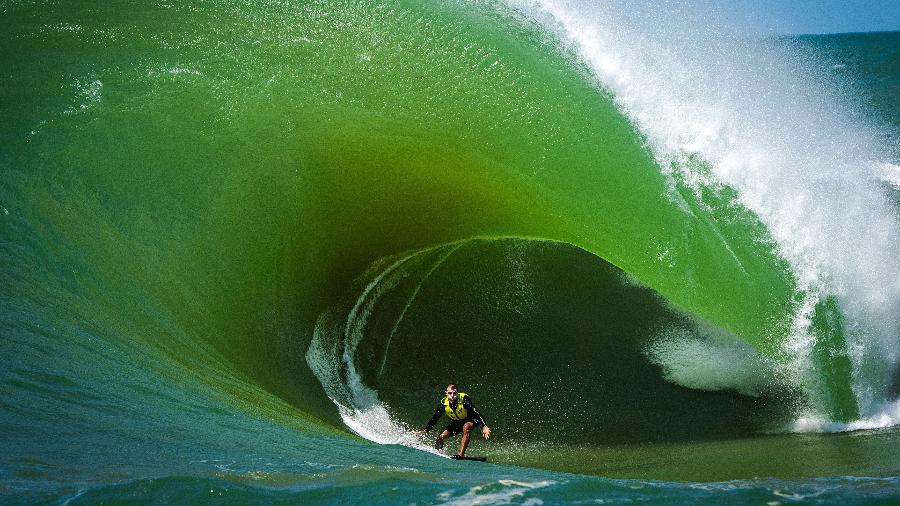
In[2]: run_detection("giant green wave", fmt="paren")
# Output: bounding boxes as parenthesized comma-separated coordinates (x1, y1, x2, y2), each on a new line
(0, 0, 856, 477)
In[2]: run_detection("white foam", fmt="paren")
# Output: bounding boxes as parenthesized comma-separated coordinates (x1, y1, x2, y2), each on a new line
(438, 480, 555, 506)
(509, 0, 900, 425)
(794, 398, 900, 433)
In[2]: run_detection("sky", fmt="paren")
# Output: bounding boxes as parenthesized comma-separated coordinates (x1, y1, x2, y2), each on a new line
(722, 0, 900, 35)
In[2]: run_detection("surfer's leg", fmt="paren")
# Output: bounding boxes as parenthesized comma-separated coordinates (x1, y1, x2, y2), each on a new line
(458, 422, 475, 457)
(435, 429, 450, 450)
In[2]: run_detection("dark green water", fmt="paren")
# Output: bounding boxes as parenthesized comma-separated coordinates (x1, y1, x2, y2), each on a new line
(2, 0, 899, 503)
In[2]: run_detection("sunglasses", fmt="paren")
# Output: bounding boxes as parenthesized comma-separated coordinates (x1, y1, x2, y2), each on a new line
(445, 391, 457, 394)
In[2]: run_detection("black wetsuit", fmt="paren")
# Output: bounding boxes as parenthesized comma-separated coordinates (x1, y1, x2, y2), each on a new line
(423, 395, 487, 436)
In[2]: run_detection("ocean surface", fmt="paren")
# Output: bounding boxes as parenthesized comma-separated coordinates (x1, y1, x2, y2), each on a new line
(2, 0, 900, 503)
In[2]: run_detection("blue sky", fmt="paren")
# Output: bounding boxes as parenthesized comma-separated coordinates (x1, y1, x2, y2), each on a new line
(723, 0, 900, 35)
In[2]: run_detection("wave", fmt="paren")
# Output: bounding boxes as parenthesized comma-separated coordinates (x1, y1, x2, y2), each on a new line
(2, 0, 899, 492)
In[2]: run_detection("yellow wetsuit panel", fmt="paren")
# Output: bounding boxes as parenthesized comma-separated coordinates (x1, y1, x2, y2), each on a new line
(442, 392, 469, 420)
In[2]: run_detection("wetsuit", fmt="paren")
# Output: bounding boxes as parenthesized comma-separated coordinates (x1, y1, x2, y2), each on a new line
(423, 393, 487, 437)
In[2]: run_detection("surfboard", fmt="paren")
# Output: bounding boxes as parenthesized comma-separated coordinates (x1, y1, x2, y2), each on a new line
(451, 455, 487, 462)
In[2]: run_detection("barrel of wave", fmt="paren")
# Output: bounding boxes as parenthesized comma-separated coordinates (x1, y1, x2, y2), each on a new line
(309, 238, 798, 452)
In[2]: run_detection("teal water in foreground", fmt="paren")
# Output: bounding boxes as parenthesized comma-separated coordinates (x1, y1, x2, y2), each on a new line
(2, 0, 900, 503)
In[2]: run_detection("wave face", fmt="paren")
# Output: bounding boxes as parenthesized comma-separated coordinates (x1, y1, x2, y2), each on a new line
(2, 0, 900, 500)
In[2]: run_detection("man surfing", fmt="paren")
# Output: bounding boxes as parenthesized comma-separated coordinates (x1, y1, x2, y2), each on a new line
(417, 384, 491, 458)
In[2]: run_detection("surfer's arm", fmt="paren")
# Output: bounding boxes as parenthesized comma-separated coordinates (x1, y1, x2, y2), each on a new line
(422, 405, 443, 432)
(465, 397, 491, 439)
(464, 397, 487, 427)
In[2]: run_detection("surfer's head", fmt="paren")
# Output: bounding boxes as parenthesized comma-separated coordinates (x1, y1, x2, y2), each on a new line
(445, 384, 458, 401)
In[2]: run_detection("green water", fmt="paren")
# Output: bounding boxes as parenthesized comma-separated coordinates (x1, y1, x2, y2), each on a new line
(498, 427, 900, 482)
(2, 0, 899, 503)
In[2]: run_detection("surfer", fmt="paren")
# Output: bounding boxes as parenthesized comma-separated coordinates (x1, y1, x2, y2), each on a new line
(417, 384, 491, 458)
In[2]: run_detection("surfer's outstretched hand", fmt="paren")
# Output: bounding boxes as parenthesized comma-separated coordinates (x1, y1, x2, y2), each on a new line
(482, 426, 491, 439)
(414, 429, 426, 437)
